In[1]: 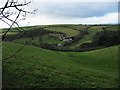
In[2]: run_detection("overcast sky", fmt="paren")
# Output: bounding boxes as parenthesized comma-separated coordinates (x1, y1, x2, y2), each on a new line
(0, 0, 119, 28)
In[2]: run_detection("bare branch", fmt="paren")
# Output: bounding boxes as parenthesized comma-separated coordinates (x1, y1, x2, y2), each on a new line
(0, 0, 37, 60)
(2, 10, 21, 40)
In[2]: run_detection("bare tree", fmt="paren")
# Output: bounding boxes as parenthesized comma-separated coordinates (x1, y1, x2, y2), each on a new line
(0, 0, 37, 60)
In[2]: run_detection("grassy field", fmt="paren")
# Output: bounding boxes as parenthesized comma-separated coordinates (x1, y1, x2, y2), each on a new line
(42, 34, 64, 44)
(13, 34, 64, 45)
(2, 24, 119, 88)
(3, 42, 118, 88)
(67, 26, 104, 48)
(64, 25, 90, 31)
(44, 26, 80, 37)
(67, 25, 119, 49)
(105, 25, 119, 31)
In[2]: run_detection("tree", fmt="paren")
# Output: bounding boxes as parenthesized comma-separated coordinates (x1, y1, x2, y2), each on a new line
(92, 30, 120, 46)
(0, 0, 37, 60)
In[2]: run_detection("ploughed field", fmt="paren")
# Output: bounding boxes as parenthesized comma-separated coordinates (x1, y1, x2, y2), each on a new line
(2, 24, 119, 88)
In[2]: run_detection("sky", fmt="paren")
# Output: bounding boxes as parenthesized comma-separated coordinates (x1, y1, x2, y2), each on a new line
(0, 0, 119, 28)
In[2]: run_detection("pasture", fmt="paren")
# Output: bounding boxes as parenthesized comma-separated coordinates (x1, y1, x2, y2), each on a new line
(3, 42, 118, 88)
(2, 24, 119, 88)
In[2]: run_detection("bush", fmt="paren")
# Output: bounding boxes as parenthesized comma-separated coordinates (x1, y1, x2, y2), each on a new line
(92, 30, 120, 46)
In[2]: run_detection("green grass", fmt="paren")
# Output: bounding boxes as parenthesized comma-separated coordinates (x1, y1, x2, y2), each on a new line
(66, 25, 89, 31)
(68, 26, 103, 48)
(42, 34, 64, 44)
(44, 26, 80, 37)
(3, 42, 118, 88)
(105, 25, 120, 31)
(2, 24, 119, 88)
(13, 36, 41, 47)
(13, 37, 32, 43)
(4, 32, 18, 35)
(13, 34, 64, 45)
(2, 28, 19, 35)
(49, 33, 63, 37)
(80, 26, 103, 41)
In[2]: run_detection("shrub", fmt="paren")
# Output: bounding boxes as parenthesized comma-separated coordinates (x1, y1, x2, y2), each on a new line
(92, 30, 120, 46)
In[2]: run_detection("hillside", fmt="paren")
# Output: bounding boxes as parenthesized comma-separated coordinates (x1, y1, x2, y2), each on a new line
(3, 42, 118, 88)
(4, 24, 119, 51)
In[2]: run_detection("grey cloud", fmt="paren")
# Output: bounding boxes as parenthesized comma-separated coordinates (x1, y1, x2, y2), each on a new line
(30, 2, 118, 18)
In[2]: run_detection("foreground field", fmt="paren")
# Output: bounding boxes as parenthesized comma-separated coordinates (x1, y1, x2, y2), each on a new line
(3, 42, 118, 88)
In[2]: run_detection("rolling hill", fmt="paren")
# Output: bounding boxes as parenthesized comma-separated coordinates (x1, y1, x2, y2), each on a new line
(3, 42, 118, 88)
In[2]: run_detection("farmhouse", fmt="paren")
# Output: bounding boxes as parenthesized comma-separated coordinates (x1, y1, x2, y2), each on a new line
(63, 38, 72, 42)
(58, 35, 72, 42)
(58, 36, 65, 40)
(57, 43, 63, 47)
